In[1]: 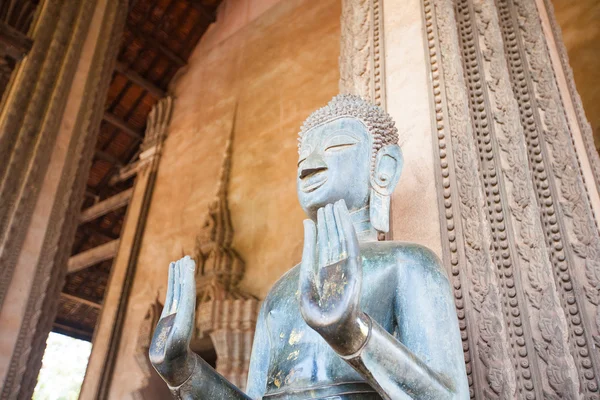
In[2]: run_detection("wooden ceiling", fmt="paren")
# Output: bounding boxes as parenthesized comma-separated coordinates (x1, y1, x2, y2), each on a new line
(54, 0, 222, 341)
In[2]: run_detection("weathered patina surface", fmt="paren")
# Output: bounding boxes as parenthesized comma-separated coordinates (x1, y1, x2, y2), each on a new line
(149, 95, 468, 399)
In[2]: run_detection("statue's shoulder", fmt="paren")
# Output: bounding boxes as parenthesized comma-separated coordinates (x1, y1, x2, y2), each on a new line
(366, 241, 448, 283)
(261, 264, 301, 310)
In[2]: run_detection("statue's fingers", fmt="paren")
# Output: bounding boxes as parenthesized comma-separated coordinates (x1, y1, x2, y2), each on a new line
(301, 219, 317, 269)
(174, 256, 196, 342)
(171, 258, 181, 314)
(317, 207, 328, 269)
(334, 201, 347, 258)
(339, 199, 360, 259)
(324, 204, 339, 264)
(300, 220, 318, 291)
(160, 262, 176, 319)
(299, 220, 320, 314)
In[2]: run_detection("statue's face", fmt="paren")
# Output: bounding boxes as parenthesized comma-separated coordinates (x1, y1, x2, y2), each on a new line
(297, 117, 371, 218)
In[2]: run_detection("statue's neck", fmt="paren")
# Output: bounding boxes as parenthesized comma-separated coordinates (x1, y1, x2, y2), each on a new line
(350, 206, 378, 242)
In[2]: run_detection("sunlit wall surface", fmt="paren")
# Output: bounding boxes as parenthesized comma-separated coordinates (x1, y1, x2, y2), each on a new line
(33, 332, 92, 400)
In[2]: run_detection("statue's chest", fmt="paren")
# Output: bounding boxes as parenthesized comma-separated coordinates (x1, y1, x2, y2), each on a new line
(262, 262, 397, 393)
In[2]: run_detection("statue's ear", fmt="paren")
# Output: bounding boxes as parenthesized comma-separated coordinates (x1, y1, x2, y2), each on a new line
(370, 144, 403, 234)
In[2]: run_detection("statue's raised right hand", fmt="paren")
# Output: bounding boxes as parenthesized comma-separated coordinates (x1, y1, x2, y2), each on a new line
(149, 256, 197, 387)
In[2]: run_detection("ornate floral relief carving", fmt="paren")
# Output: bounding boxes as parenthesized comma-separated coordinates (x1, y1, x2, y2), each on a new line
(495, 0, 600, 395)
(453, 0, 544, 396)
(469, 0, 579, 397)
(192, 111, 258, 390)
(424, 0, 516, 398)
(339, 0, 385, 107)
(449, 0, 582, 396)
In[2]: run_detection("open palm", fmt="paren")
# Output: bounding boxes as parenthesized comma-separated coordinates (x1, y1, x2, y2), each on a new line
(149, 256, 196, 387)
(299, 200, 366, 355)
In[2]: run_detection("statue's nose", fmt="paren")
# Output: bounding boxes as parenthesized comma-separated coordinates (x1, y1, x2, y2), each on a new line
(300, 153, 327, 179)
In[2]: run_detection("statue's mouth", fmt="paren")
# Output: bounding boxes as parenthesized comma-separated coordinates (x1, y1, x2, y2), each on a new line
(301, 177, 327, 193)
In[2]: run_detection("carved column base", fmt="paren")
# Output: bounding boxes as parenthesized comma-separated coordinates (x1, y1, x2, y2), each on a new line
(199, 298, 260, 391)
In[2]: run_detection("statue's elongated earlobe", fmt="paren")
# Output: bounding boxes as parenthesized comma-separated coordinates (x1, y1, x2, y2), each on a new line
(370, 144, 403, 234)
(370, 189, 390, 233)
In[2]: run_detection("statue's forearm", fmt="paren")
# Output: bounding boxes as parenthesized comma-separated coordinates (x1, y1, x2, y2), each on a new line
(168, 353, 251, 400)
(340, 314, 454, 400)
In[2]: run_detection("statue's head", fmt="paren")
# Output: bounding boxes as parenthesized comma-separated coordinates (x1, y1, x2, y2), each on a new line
(297, 95, 402, 233)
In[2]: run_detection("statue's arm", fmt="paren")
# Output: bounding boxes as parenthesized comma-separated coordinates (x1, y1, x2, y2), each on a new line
(169, 353, 252, 400)
(343, 251, 469, 400)
(149, 257, 251, 400)
(245, 301, 271, 399)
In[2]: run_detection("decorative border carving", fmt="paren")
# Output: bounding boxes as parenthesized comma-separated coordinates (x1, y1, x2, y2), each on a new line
(423, 0, 515, 399)
(495, 0, 600, 395)
(339, 0, 385, 108)
(424, 0, 516, 398)
(469, 0, 578, 396)
(453, 0, 541, 395)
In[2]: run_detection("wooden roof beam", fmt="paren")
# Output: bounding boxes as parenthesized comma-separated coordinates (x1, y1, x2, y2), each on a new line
(115, 61, 165, 98)
(0, 21, 33, 61)
(60, 292, 102, 309)
(79, 223, 120, 241)
(95, 149, 123, 167)
(108, 161, 141, 186)
(126, 25, 187, 67)
(103, 112, 143, 141)
(79, 188, 133, 223)
(53, 322, 93, 342)
(68, 239, 120, 274)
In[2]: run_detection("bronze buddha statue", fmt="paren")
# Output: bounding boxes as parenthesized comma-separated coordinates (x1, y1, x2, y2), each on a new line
(149, 95, 469, 399)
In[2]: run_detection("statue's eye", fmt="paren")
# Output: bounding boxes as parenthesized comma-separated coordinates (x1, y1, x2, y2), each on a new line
(324, 135, 358, 152)
(298, 149, 310, 166)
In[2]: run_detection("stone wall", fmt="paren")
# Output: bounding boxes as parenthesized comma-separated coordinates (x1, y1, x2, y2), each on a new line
(104, 0, 341, 397)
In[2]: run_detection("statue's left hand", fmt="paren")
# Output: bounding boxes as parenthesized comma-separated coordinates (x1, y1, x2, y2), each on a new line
(299, 200, 369, 356)
(149, 256, 197, 387)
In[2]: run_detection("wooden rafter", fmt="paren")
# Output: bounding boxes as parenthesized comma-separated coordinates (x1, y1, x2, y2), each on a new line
(79, 188, 133, 223)
(0, 20, 32, 60)
(68, 239, 120, 274)
(108, 161, 141, 186)
(80, 223, 119, 241)
(127, 24, 187, 67)
(114, 61, 165, 98)
(53, 322, 93, 342)
(103, 112, 143, 141)
(60, 292, 102, 309)
(95, 149, 123, 167)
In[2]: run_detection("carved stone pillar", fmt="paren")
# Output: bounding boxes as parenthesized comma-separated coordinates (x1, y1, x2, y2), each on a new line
(0, 0, 127, 398)
(339, 0, 386, 107)
(80, 96, 174, 400)
(343, 0, 600, 398)
(0, 1, 93, 307)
